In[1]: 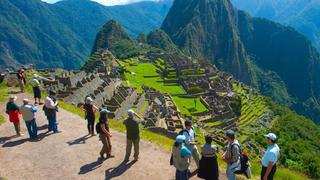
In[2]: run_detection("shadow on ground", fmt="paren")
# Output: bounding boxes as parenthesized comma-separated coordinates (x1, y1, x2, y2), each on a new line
(79, 158, 105, 175)
(105, 160, 137, 180)
(67, 134, 93, 146)
(2, 131, 51, 147)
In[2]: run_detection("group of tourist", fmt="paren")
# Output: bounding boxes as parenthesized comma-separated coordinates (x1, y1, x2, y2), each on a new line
(171, 120, 280, 180)
(5, 70, 280, 180)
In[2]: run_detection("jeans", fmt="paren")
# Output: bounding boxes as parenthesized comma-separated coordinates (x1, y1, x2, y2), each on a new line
(48, 114, 58, 133)
(226, 162, 239, 180)
(125, 138, 140, 160)
(25, 119, 38, 138)
(176, 169, 188, 180)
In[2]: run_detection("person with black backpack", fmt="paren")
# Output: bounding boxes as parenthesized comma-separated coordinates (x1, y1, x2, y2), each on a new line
(197, 135, 219, 180)
(222, 130, 241, 180)
(96, 109, 114, 159)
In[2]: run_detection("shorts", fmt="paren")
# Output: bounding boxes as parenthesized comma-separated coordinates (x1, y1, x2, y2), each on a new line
(33, 86, 41, 98)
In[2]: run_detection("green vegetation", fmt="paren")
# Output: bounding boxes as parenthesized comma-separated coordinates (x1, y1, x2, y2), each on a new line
(266, 99, 320, 178)
(0, 81, 9, 102)
(147, 29, 180, 53)
(161, 0, 320, 124)
(121, 60, 207, 117)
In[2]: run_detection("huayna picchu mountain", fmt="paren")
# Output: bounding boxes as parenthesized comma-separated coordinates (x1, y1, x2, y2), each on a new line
(161, 0, 320, 123)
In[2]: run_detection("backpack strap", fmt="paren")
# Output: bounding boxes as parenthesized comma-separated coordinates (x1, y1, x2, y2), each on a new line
(230, 143, 241, 157)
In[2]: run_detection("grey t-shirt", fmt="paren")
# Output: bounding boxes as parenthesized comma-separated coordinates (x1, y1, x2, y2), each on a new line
(20, 105, 36, 121)
(201, 144, 218, 157)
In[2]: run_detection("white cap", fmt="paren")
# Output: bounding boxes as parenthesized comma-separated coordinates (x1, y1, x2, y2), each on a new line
(86, 97, 93, 103)
(23, 98, 29, 103)
(128, 109, 136, 116)
(33, 74, 39, 78)
(265, 133, 277, 141)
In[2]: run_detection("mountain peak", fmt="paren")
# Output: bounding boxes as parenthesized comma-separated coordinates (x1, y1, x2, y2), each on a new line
(91, 20, 132, 54)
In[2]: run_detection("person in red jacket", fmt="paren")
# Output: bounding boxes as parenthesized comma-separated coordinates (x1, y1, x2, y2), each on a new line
(6, 96, 23, 136)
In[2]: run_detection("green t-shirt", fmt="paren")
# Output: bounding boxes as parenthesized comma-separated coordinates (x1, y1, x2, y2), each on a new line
(123, 117, 143, 140)
(29, 78, 40, 87)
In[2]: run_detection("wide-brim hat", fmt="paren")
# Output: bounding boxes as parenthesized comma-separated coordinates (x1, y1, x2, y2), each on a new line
(9, 95, 17, 101)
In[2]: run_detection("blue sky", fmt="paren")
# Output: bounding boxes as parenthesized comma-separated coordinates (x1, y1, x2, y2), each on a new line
(41, 0, 159, 6)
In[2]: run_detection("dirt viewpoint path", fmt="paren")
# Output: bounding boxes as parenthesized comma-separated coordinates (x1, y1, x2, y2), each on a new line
(0, 92, 208, 180)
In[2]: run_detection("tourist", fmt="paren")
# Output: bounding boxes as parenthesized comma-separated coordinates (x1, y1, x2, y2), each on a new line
(80, 97, 98, 136)
(181, 120, 200, 169)
(97, 109, 114, 159)
(29, 74, 43, 105)
(198, 135, 219, 180)
(6, 96, 23, 136)
(172, 135, 192, 180)
(17, 68, 26, 93)
(123, 109, 144, 162)
(261, 133, 280, 180)
(20, 99, 38, 139)
(222, 130, 241, 180)
(44, 90, 59, 133)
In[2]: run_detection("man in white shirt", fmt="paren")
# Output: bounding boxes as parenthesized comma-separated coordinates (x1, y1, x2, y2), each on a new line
(44, 90, 59, 133)
(261, 133, 280, 180)
(182, 120, 200, 170)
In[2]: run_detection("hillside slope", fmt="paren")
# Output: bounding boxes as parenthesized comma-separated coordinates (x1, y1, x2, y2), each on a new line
(231, 0, 320, 51)
(0, 0, 172, 69)
(161, 0, 320, 123)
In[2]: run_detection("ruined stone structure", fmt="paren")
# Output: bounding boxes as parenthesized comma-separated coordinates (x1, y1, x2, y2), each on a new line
(143, 86, 184, 137)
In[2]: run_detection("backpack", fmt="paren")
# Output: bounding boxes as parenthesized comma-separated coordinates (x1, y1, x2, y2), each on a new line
(231, 144, 250, 176)
(96, 122, 101, 134)
(178, 128, 196, 137)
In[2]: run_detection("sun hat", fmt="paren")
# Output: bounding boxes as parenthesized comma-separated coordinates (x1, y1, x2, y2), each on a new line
(9, 95, 17, 101)
(85, 97, 93, 104)
(32, 74, 39, 78)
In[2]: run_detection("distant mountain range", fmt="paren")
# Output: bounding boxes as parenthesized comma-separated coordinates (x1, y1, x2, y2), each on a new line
(0, 0, 172, 69)
(231, 0, 320, 51)
(161, 0, 320, 123)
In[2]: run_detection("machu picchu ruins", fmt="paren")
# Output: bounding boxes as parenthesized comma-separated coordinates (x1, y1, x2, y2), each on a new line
(1, 49, 275, 158)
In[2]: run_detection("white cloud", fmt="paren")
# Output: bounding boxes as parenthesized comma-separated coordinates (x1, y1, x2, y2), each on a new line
(41, 0, 159, 6)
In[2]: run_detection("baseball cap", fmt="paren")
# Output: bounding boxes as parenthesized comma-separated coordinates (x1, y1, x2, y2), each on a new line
(226, 129, 235, 139)
(176, 135, 186, 143)
(265, 133, 277, 141)
(23, 98, 29, 103)
(128, 109, 136, 116)
(100, 108, 110, 114)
